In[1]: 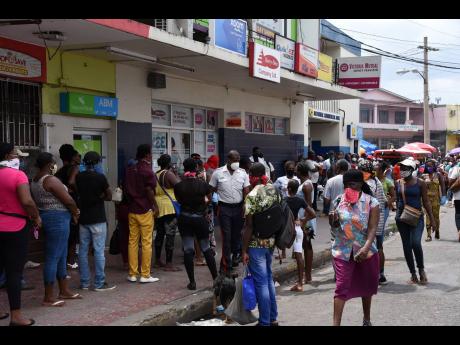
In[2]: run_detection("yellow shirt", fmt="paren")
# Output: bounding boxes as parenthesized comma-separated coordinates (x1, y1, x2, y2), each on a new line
(155, 170, 177, 218)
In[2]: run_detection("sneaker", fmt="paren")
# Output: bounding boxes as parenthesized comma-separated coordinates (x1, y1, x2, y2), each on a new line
(94, 283, 117, 292)
(67, 263, 79, 269)
(24, 261, 40, 269)
(379, 275, 388, 285)
(139, 276, 160, 283)
(80, 286, 89, 290)
(127, 275, 137, 283)
(363, 319, 373, 326)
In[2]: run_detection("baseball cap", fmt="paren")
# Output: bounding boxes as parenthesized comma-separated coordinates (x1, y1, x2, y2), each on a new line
(399, 158, 417, 170)
(83, 151, 101, 165)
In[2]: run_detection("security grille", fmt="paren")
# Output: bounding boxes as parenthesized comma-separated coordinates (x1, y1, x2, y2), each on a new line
(0, 78, 41, 148)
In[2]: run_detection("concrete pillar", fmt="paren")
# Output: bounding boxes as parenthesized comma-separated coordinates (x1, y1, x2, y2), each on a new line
(406, 106, 410, 124)
(374, 104, 378, 124)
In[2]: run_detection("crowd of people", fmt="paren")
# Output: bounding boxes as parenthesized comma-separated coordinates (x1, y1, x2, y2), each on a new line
(1, 139, 459, 326)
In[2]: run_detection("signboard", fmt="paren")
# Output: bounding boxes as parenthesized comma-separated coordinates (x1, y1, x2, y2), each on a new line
(60, 92, 118, 117)
(152, 131, 167, 156)
(172, 106, 192, 128)
(264, 118, 274, 134)
(398, 125, 419, 132)
(252, 115, 264, 133)
(245, 114, 252, 132)
(0, 36, 46, 83)
(337, 56, 382, 89)
(214, 19, 247, 56)
(309, 109, 340, 122)
(194, 108, 206, 129)
(207, 133, 217, 154)
(225, 112, 242, 128)
(275, 118, 286, 135)
(249, 42, 281, 83)
(207, 110, 217, 130)
(275, 35, 295, 71)
(294, 43, 319, 78)
(252, 19, 285, 36)
(318, 53, 333, 83)
(347, 124, 358, 139)
(152, 103, 171, 126)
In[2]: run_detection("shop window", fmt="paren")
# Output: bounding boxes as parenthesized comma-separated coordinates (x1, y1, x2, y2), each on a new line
(245, 113, 287, 135)
(378, 110, 389, 124)
(172, 106, 193, 128)
(152, 102, 171, 127)
(194, 108, 206, 129)
(0, 79, 41, 148)
(395, 111, 406, 124)
(359, 109, 372, 123)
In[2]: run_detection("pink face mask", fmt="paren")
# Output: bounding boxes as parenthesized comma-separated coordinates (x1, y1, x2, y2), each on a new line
(343, 188, 360, 204)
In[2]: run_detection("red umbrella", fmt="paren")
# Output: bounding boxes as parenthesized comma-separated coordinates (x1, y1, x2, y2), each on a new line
(401, 142, 437, 153)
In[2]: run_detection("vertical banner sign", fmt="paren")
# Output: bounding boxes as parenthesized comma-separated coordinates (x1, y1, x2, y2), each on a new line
(275, 35, 295, 71)
(207, 133, 217, 154)
(249, 42, 281, 83)
(318, 53, 333, 83)
(337, 56, 382, 89)
(214, 19, 248, 56)
(294, 43, 319, 78)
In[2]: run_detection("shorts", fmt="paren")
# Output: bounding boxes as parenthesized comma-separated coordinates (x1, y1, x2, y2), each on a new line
(376, 234, 384, 250)
(293, 225, 304, 253)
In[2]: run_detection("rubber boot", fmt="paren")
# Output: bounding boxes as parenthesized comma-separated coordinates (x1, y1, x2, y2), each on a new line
(203, 248, 218, 280)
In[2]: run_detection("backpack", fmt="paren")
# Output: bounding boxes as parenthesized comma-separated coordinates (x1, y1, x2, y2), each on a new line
(252, 202, 284, 239)
(275, 200, 296, 250)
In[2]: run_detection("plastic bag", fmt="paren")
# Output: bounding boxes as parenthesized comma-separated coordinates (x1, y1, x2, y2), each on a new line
(224, 277, 258, 325)
(242, 266, 257, 311)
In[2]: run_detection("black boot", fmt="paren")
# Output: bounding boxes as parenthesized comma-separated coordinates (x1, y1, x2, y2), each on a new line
(184, 250, 195, 288)
(203, 248, 218, 280)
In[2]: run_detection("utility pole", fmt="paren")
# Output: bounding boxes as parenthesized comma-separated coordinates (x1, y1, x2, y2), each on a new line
(418, 37, 439, 145)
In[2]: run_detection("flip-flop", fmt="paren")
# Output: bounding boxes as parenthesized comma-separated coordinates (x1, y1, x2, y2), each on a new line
(290, 284, 303, 292)
(195, 261, 207, 266)
(58, 293, 83, 300)
(0, 312, 9, 320)
(42, 300, 65, 307)
(9, 319, 35, 326)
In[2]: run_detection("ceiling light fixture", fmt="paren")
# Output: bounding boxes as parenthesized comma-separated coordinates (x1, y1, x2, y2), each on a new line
(296, 92, 316, 99)
(33, 30, 66, 42)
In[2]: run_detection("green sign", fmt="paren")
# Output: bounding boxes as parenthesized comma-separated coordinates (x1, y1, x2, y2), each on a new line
(60, 92, 118, 117)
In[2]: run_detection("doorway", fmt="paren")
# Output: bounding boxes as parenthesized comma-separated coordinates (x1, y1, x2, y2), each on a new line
(73, 131, 108, 174)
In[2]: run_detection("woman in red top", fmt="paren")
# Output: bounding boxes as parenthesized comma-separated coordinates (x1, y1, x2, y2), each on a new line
(0, 142, 41, 326)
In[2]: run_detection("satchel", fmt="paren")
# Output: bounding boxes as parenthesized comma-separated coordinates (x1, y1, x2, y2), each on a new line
(159, 170, 181, 215)
(275, 200, 296, 250)
(242, 266, 257, 311)
(399, 180, 422, 227)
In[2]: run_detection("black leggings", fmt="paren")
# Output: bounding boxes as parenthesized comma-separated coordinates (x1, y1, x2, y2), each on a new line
(455, 200, 460, 231)
(0, 223, 29, 311)
(178, 214, 217, 284)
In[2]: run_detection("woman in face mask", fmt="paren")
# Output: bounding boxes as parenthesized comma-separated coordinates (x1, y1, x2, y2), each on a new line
(329, 169, 380, 326)
(31, 153, 81, 307)
(395, 158, 436, 285)
(422, 159, 447, 241)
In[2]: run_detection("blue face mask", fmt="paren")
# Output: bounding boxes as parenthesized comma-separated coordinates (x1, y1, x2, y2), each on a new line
(94, 163, 104, 175)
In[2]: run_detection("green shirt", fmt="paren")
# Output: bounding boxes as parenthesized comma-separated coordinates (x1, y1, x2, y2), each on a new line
(245, 183, 281, 249)
(381, 177, 394, 196)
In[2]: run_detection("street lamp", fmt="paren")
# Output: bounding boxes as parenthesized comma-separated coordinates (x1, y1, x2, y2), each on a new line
(396, 67, 430, 145)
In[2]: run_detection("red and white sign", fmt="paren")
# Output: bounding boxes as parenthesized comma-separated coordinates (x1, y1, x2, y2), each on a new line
(0, 36, 46, 82)
(249, 42, 281, 83)
(294, 43, 318, 78)
(337, 56, 382, 89)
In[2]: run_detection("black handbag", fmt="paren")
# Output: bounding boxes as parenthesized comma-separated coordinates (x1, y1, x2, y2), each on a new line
(109, 224, 121, 255)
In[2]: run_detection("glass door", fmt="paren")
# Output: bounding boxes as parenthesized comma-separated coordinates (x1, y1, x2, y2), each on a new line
(170, 130, 191, 174)
(152, 131, 168, 171)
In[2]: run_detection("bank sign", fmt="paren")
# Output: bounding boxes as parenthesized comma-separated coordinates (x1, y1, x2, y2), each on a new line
(60, 92, 118, 117)
(337, 56, 382, 89)
(249, 42, 281, 83)
(214, 19, 247, 56)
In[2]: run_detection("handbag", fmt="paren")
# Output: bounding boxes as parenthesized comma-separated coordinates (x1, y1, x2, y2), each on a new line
(242, 265, 257, 311)
(399, 180, 423, 227)
(109, 224, 121, 255)
(159, 170, 181, 215)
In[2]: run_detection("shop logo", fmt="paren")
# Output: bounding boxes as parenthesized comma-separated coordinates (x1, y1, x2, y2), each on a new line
(78, 96, 86, 105)
(340, 63, 349, 72)
(257, 50, 279, 69)
(152, 110, 166, 117)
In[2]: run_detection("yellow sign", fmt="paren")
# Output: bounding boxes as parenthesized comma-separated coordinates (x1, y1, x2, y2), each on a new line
(308, 108, 315, 117)
(318, 53, 333, 83)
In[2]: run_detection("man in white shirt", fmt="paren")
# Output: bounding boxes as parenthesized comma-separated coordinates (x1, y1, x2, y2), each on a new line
(273, 160, 300, 198)
(209, 150, 250, 274)
(250, 147, 275, 181)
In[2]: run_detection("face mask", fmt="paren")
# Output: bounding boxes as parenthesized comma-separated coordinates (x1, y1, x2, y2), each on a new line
(286, 170, 295, 178)
(426, 167, 435, 174)
(258, 152, 264, 158)
(230, 162, 239, 171)
(250, 175, 268, 187)
(94, 163, 104, 175)
(362, 171, 372, 181)
(1, 158, 20, 170)
(50, 164, 58, 175)
(343, 188, 360, 204)
(400, 170, 412, 179)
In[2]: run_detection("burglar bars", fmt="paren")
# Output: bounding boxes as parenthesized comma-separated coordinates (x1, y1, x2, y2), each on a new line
(0, 78, 41, 148)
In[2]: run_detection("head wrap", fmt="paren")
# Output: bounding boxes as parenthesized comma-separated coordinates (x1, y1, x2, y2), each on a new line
(358, 159, 374, 173)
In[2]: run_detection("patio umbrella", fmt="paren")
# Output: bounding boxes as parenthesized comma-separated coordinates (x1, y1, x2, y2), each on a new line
(449, 147, 460, 155)
(396, 147, 431, 155)
(402, 142, 437, 153)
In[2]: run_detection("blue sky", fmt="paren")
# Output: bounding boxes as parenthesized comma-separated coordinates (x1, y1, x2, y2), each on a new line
(328, 19, 460, 105)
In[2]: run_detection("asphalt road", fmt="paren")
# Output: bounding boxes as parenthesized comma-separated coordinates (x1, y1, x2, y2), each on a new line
(273, 205, 460, 326)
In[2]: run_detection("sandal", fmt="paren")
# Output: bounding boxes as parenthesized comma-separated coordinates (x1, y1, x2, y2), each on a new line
(9, 319, 35, 326)
(425, 237, 432, 242)
(195, 260, 207, 266)
(42, 300, 65, 307)
(0, 312, 9, 320)
(407, 274, 419, 285)
(290, 284, 303, 292)
(419, 271, 428, 285)
(58, 293, 83, 300)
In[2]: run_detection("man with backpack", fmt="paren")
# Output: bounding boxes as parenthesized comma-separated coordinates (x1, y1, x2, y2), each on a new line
(242, 163, 281, 326)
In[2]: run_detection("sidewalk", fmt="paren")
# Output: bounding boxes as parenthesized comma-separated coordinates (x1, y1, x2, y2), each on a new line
(0, 212, 396, 326)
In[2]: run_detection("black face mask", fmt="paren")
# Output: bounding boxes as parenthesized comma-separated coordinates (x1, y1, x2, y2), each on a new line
(258, 152, 264, 158)
(286, 170, 295, 178)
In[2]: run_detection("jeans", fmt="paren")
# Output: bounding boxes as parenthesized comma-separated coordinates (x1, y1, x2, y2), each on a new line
(396, 217, 424, 275)
(248, 247, 278, 326)
(455, 201, 460, 231)
(218, 204, 244, 273)
(79, 223, 107, 289)
(41, 210, 71, 285)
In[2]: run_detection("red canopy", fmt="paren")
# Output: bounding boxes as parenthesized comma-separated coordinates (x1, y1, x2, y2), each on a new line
(401, 142, 437, 153)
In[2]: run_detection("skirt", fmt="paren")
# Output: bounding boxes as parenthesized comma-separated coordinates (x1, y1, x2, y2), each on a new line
(334, 254, 379, 301)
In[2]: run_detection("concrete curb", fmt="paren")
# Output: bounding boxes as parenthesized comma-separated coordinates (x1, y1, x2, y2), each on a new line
(110, 221, 398, 326)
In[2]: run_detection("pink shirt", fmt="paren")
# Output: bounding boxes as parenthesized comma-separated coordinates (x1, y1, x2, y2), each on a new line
(0, 167, 29, 232)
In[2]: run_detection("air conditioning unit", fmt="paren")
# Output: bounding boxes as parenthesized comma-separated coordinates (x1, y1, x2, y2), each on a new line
(450, 109, 457, 117)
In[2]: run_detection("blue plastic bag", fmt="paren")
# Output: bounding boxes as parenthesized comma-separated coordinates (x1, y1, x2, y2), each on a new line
(242, 266, 257, 311)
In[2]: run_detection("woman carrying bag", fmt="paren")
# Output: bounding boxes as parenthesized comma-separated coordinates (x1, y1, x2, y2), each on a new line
(395, 158, 437, 285)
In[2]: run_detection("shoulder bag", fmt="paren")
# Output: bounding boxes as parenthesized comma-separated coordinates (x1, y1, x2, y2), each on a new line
(159, 170, 181, 215)
(399, 180, 422, 227)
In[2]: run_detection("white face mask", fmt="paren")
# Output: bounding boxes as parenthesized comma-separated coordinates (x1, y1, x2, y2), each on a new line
(230, 162, 240, 171)
(50, 164, 58, 175)
(0, 158, 20, 170)
(400, 170, 412, 179)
